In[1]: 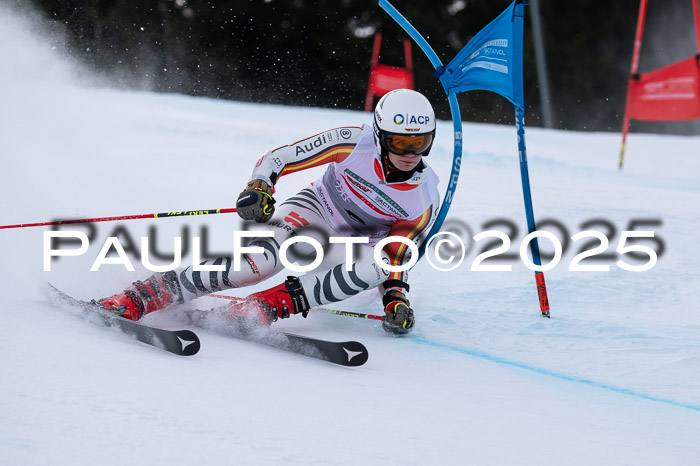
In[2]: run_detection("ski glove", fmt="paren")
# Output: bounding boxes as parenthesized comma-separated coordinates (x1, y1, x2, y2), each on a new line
(382, 290, 415, 335)
(236, 179, 276, 223)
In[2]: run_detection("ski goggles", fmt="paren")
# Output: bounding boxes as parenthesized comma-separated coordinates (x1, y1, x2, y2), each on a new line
(382, 132, 434, 156)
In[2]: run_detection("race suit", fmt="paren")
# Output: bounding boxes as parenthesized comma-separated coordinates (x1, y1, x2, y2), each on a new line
(173, 124, 440, 307)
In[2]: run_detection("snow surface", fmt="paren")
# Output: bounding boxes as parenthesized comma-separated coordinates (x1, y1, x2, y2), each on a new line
(2, 4, 700, 466)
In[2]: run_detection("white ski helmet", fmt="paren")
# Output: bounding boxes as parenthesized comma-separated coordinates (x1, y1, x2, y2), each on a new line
(373, 89, 436, 157)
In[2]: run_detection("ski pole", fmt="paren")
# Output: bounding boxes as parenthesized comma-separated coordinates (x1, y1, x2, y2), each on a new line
(209, 294, 383, 321)
(314, 308, 383, 321)
(0, 208, 237, 230)
(209, 293, 244, 301)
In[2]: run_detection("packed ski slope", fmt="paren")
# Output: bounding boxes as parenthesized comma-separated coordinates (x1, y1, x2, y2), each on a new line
(2, 5, 700, 465)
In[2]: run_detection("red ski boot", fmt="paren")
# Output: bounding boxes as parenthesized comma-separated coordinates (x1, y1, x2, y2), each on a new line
(94, 272, 183, 321)
(226, 276, 311, 327)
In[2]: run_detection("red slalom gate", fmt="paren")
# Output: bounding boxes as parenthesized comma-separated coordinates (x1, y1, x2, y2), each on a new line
(619, 0, 700, 169)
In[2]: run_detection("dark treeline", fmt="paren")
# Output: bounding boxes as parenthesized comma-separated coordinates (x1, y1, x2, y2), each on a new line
(22, 0, 700, 133)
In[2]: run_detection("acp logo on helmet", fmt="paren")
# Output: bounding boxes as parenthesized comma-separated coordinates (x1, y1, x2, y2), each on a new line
(393, 114, 430, 126)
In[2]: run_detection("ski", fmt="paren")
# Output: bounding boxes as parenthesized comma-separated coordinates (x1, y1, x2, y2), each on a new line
(46, 283, 200, 356)
(178, 308, 368, 367)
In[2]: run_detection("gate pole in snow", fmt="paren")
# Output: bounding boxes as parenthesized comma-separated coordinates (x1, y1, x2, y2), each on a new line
(619, 0, 649, 170)
(515, 108, 550, 315)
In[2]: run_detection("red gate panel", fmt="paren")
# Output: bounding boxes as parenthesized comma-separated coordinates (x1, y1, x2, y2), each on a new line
(627, 55, 700, 121)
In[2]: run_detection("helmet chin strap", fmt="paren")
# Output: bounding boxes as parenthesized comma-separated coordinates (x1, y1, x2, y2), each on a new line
(379, 147, 425, 183)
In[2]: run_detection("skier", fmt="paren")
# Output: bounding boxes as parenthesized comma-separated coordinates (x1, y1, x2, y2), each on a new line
(96, 89, 440, 334)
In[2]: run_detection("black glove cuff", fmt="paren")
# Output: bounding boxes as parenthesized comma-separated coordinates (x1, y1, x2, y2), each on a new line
(382, 279, 410, 293)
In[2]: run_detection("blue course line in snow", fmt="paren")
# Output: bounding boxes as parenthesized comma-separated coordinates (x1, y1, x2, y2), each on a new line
(412, 337, 700, 412)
